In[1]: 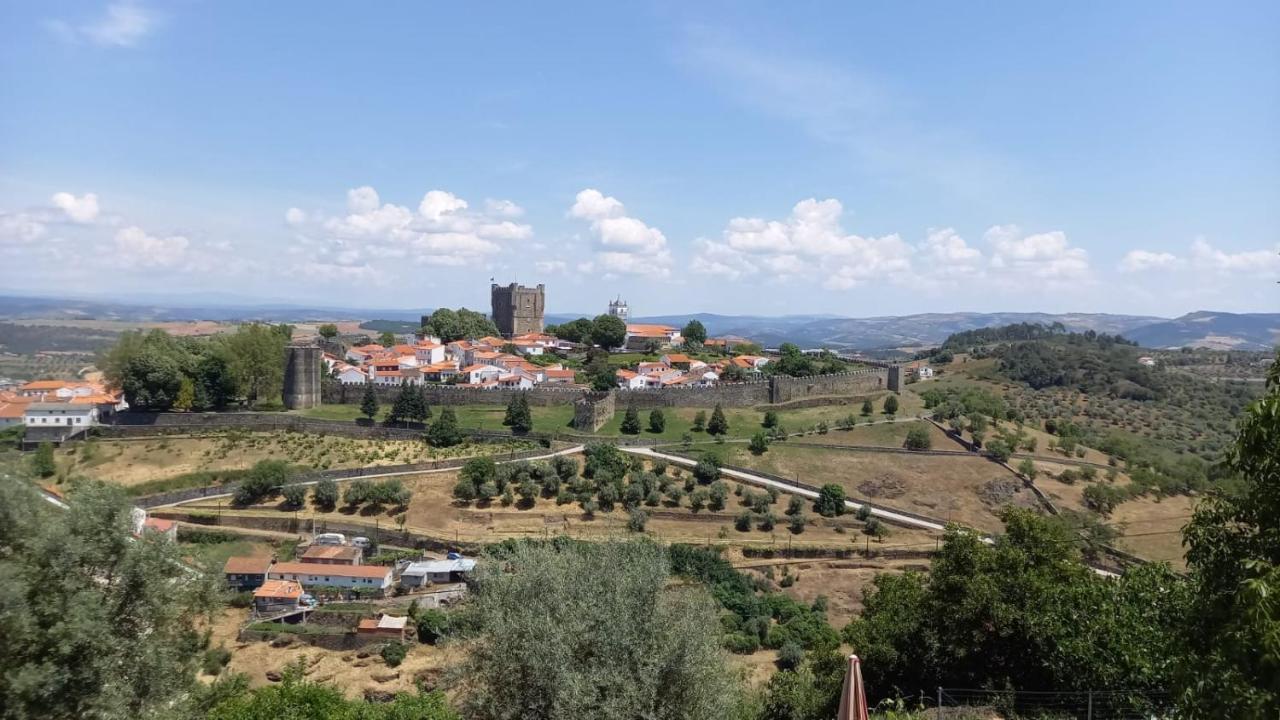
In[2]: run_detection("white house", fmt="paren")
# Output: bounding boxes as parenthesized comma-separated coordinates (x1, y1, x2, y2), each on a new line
(414, 341, 446, 365)
(497, 373, 535, 389)
(267, 561, 394, 591)
(399, 558, 476, 588)
(336, 365, 368, 385)
(918, 366, 935, 379)
(624, 324, 682, 351)
(615, 369, 647, 390)
(23, 402, 97, 428)
(462, 364, 505, 385)
(345, 344, 386, 364)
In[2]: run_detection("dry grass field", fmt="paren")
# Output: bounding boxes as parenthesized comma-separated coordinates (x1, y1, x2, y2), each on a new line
(53, 432, 536, 488)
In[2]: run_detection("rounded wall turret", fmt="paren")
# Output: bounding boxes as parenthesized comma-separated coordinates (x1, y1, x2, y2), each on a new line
(283, 346, 322, 410)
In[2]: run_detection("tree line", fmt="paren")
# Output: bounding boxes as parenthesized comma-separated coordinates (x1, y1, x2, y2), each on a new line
(101, 325, 293, 411)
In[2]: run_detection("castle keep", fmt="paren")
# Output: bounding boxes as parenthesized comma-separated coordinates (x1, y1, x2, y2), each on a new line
(490, 282, 545, 337)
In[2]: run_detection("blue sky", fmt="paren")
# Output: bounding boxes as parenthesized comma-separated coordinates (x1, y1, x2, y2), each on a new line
(1, 1, 1277, 317)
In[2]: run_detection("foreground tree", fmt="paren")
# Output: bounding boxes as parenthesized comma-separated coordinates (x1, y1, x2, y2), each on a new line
(359, 382, 379, 421)
(706, 404, 729, 436)
(503, 394, 533, 434)
(200, 664, 456, 719)
(620, 406, 641, 435)
(882, 394, 899, 416)
(813, 484, 846, 517)
(590, 314, 627, 350)
(454, 540, 742, 720)
(427, 407, 463, 447)
(0, 481, 221, 719)
(1179, 356, 1280, 716)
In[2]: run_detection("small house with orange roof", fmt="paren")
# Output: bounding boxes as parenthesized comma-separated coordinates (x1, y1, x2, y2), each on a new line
(462, 364, 504, 385)
(253, 579, 304, 614)
(345, 343, 386, 364)
(356, 614, 409, 639)
(224, 556, 273, 591)
(624, 324, 682, 351)
(0, 391, 33, 427)
(542, 367, 578, 385)
(413, 340, 446, 365)
(615, 369, 645, 390)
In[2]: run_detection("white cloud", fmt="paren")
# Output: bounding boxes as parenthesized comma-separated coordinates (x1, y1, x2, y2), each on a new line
(297, 186, 533, 276)
(0, 213, 49, 244)
(113, 225, 189, 268)
(50, 192, 100, 223)
(535, 260, 568, 274)
(1119, 249, 1181, 273)
(284, 207, 306, 225)
(1190, 238, 1280, 275)
(485, 198, 524, 218)
(986, 225, 1090, 280)
(692, 197, 916, 288)
(568, 189, 672, 277)
(51, 2, 156, 48)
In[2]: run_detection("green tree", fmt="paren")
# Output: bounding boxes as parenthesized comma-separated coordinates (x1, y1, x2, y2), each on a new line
(681, 319, 707, 347)
(789, 512, 807, 534)
(312, 478, 338, 511)
(550, 317, 594, 344)
(224, 323, 288, 407)
(30, 441, 57, 478)
(648, 408, 666, 434)
(749, 431, 770, 455)
(387, 385, 415, 425)
(359, 382, 379, 421)
(280, 484, 306, 509)
(692, 410, 707, 432)
(882, 394, 899, 416)
(762, 410, 779, 428)
(455, 541, 741, 720)
(427, 407, 463, 447)
(121, 348, 185, 410)
(201, 668, 457, 719)
(814, 484, 846, 517)
(503, 394, 533, 434)
(904, 426, 931, 450)
(590, 313, 627, 350)
(174, 377, 196, 411)
(693, 456, 721, 483)
(194, 351, 238, 410)
(1017, 458, 1038, 480)
(233, 460, 291, 506)
(0, 480, 222, 719)
(861, 398, 873, 416)
(378, 330, 397, 347)
(706, 404, 729, 436)
(620, 405, 641, 435)
(627, 508, 649, 532)
(416, 609, 449, 644)
(1179, 356, 1280, 716)
(709, 481, 729, 511)
(317, 323, 338, 339)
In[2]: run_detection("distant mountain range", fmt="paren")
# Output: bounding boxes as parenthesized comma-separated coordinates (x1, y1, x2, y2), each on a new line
(1121, 311, 1280, 351)
(1, 295, 1274, 351)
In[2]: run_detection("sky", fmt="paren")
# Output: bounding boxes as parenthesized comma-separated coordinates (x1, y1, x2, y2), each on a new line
(1, 1, 1278, 318)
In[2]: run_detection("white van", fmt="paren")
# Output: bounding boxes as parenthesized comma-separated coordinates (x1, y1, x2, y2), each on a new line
(351, 537, 372, 549)
(313, 533, 346, 546)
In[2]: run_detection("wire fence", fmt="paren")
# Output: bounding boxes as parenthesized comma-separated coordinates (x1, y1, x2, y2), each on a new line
(932, 686, 1172, 719)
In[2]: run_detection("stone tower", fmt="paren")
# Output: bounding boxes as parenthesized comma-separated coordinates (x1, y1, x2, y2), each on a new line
(490, 282, 545, 337)
(282, 345, 321, 409)
(608, 296, 629, 321)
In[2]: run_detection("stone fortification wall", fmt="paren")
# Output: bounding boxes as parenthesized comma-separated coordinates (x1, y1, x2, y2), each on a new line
(769, 368, 888, 404)
(573, 391, 615, 431)
(323, 383, 587, 407)
(322, 366, 894, 410)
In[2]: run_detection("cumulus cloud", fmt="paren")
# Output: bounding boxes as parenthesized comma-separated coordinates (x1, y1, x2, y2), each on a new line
(485, 198, 525, 217)
(294, 186, 533, 279)
(568, 189, 672, 277)
(285, 207, 306, 225)
(691, 197, 917, 288)
(1190, 238, 1280, 275)
(534, 260, 568, 274)
(986, 225, 1090, 280)
(51, 192, 100, 223)
(1119, 249, 1181, 273)
(113, 225, 189, 268)
(50, 2, 156, 48)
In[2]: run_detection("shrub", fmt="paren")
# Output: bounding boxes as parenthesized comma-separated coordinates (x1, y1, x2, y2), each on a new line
(814, 484, 846, 517)
(904, 426, 932, 451)
(723, 633, 760, 654)
(735, 511, 752, 532)
(776, 641, 804, 670)
(32, 442, 56, 478)
(415, 609, 448, 644)
(620, 406, 642, 435)
(762, 410, 779, 428)
(692, 410, 707, 432)
(648, 409, 666, 434)
(380, 641, 407, 667)
(627, 509, 648, 533)
(312, 478, 338, 510)
(706, 404, 729, 436)
(201, 646, 232, 676)
(708, 481, 729, 511)
(883, 395, 899, 415)
(788, 513, 806, 534)
(749, 431, 770, 455)
(693, 457, 721, 484)
(786, 495, 804, 516)
(280, 484, 306, 510)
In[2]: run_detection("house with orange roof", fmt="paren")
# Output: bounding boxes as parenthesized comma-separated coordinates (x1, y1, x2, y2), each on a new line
(732, 355, 770, 371)
(0, 392, 34, 427)
(420, 361, 460, 383)
(615, 369, 646, 390)
(335, 364, 368, 385)
(462, 364, 505, 385)
(140, 516, 177, 542)
(253, 579, 304, 614)
(413, 341, 445, 365)
(267, 561, 394, 592)
(542, 368, 578, 385)
(345, 343, 386, 364)
(624, 324, 682, 351)
(224, 556, 273, 591)
(497, 373, 534, 389)
(357, 614, 409, 639)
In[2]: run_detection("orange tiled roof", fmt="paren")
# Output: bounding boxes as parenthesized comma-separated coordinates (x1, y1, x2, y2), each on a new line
(545, 369, 576, 378)
(626, 324, 676, 337)
(224, 556, 273, 575)
(254, 579, 304, 599)
(663, 353, 692, 363)
(269, 562, 391, 579)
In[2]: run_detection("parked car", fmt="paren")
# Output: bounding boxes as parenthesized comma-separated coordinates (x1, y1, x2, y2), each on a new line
(313, 533, 346, 546)
(352, 536, 372, 549)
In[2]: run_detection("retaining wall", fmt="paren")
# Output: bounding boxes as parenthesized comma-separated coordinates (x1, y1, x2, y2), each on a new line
(160, 510, 484, 555)
(573, 391, 615, 431)
(323, 383, 588, 407)
(770, 370, 888, 404)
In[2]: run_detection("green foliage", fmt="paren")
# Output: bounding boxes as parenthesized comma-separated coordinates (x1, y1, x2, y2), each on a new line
(549, 317, 594, 344)
(456, 541, 741, 720)
(942, 321, 1066, 349)
(813, 484, 846, 517)
(312, 478, 338, 511)
(620, 405, 642, 435)
(861, 398, 873, 416)
(648, 408, 666, 434)
(590, 313, 628, 349)
(360, 383, 379, 420)
(843, 509, 1189, 712)
(415, 609, 449, 644)
(706, 404, 729, 436)
(426, 407, 463, 447)
(201, 646, 232, 676)
(627, 508, 648, 532)
(0, 480, 223, 719)
(682, 319, 708, 347)
(767, 342, 852, 377)
(749, 431, 770, 455)
(882, 394, 899, 415)
(502, 394, 533, 434)
(280, 483, 306, 509)
(317, 323, 338, 339)
(31, 441, 56, 477)
(379, 641, 407, 667)
(903, 426, 931, 451)
(421, 307, 499, 342)
(200, 666, 457, 719)
(1017, 458, 1037, 480)
(1179, 356, 1280, 716)
(693, 456, 721, 483)
(232, 459, 292, 506)
(582, 442, 628, 480)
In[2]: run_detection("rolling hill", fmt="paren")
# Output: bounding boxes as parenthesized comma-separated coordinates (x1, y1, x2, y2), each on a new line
(1122, 311, 1280, 350)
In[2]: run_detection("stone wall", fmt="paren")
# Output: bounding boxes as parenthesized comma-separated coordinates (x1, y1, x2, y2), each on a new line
(617, 380, 772, 409)
(573, 391, 615, 431)
(283, 346, 322, 410)
(769, 369, 888, 404)
(323, 383, 587, 407)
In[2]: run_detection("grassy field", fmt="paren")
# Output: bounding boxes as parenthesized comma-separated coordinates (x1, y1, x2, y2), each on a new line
(50, 432, 537, 489)
(302, 390, 926, 442)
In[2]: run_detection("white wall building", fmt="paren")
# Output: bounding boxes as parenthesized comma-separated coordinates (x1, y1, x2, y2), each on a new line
(23, 403, 97, 428)
(267, 562, 393, 591)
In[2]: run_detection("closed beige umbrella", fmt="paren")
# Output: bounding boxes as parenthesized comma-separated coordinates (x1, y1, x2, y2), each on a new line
(836, 654, 870, 720)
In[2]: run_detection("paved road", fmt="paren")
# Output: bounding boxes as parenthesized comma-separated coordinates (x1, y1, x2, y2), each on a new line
(622, 446, 948, 534)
